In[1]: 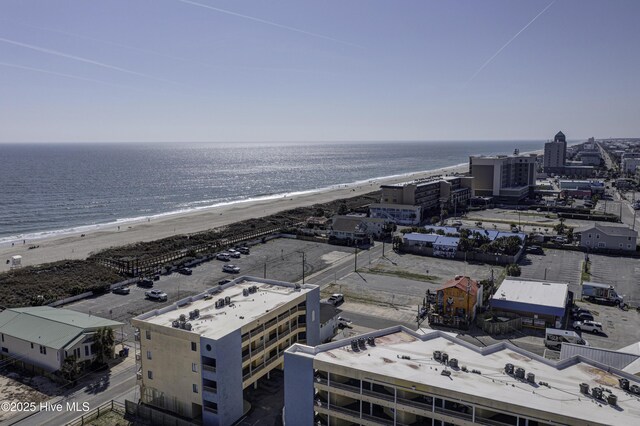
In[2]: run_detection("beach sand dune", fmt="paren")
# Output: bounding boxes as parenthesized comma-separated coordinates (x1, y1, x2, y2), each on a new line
(0, 165, 468, 271)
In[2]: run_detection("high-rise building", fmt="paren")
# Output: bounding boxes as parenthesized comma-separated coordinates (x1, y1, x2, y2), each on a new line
(544, 131, 567, 173)
(132, 276, 320, 426)
(468, 154, 537, 201)
(284, 326, 640, 426)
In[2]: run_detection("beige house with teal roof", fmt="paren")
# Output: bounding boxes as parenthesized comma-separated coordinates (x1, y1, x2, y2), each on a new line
(0, 306, 122, 373)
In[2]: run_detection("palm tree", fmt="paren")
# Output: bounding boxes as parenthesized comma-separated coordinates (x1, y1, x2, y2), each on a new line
(93, 327, 115, 365)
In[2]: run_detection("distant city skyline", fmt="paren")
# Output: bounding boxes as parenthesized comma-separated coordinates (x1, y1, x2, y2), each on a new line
(1, 0, 639, 143)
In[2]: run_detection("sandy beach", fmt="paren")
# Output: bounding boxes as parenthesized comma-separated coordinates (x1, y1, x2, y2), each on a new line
(1, 163, 472, 272)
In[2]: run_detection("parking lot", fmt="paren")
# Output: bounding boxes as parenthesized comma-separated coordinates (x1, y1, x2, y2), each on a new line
(589, 254, 640, 307)
(66, 238, 354, 343)
(518, 248, 583, 290)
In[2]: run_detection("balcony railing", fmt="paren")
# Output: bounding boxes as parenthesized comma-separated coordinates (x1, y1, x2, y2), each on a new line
(203, 386, 217, 394)
(202, 364, 216, 373)
(203, 406, 218, 414)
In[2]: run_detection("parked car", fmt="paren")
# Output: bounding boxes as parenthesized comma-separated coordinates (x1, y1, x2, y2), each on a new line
(573, 320, 604, 334)
(223, 264, 240, 273)
(145, 289, 168, 302)
(218, 279, 232, 285)
(113, 286, 130, 295)
(575, 312, 595, 322)
(228, 249, 241, 258)
(526, 245, 544, 255)
(178, 267, 192, 275)
(237, 246, 250, 255)
(137, 278, 154, 288)
(327, 294, 344, 306)
(571, 307, 591, 318)
(553, 236, 568, 244)
(153, 274, 160, 281)
(216, 253, 231, 261)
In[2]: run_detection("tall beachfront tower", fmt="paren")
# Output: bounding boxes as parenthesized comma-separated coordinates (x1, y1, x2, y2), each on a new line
(544, 131, 567, 173)
(132, 276, 320, 426)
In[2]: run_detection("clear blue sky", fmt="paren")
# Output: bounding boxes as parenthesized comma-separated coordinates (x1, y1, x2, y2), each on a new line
(1, 0, 639, 142)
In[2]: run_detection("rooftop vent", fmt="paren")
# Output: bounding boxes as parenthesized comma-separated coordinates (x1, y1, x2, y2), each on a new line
(579, 383, 590, 394)
(619, 378, 629, 391)
(505, 363, 514, 375)
(607, 393, 618, 406)
(526, 373, 535, 384)
(515, 367, 525, 379)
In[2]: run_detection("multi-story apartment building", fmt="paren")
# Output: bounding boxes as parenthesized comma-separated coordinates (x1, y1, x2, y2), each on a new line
(544, 131, 567, 173)
(284, 326, 640, 426)
(621, 152, 640, 174)
(132, 276, 319, 426)
(374, 176, 472, 223)
(469, 153, 537, 201)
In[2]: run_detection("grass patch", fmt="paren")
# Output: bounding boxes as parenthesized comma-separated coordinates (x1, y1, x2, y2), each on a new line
(362, 265, 438, 282)
(580, 260, 591, 283)
(83, 409, 131, 426)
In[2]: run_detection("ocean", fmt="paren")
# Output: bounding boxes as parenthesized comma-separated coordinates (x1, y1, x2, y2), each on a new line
(0, 140, 545, 243)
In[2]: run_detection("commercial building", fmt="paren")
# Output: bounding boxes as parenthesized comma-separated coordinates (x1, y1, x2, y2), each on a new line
(377, 176, 473, 222)
(469, 153, 537, 202)
(560, 342, 640, 376)
(369, 203, 422, 226)
(558, 179, 605, 198)
(0, 307, 122, 373)
(490, 279, 568, 329)
(578, 223, 638, 252)
(131, 276, 320, 425)
(579, 150, 602, 166)
(284, 326, 640, 426)
(319, 303, 342, 343)
(621, 153, 640, 174)
(543, 131, 567, 173)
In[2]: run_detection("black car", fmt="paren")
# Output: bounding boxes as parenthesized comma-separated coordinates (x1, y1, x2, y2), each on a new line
(575, 312, 595, 322)
(218, 279, 232, 285)
(526, 245, 544, 255)
(113, 286, 131, 295)
(137, 278, 154, 288)
(237, 246, 250, 255)
(178, 267, 193, 275)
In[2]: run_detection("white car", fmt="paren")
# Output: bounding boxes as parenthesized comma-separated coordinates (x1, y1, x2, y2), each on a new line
(573, 320, 604, 334)
(145, 289, 168, 301)
(228, 249, 241, 258)
(327, 294, 344, 306)
(223, 264, 240, 273)
(216, 253, 230, 261)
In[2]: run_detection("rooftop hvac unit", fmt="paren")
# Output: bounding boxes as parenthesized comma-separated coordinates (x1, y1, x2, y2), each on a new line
(194, 309, 199, 317)
(366, 337, 376, 346)
(441, 352, 449, 365)
(448, 358, 458, 369)
(630, 384, 640, 395)
(579, 383, 590, 394)
(225, 296, 231, 305)
(189, 311, 196, 320)
(179, 314, 186, 322)
(351, 340, 359, 352)
(179, 322, 186, 329)
(505, 363, 514, 375)
(243, 289, 249, 297)
(515, 367, 525, 379)
(358, 338, 366, 350)
(592, 387, 603, 400)
(172, 321, 180, 328)
(619, 378, 629, 391)
(526, 373, 535, 384)
(249, 285, 258, 293)
(185, 323, 192, 331)
(433, 351, 441, 361)
(607, 394, 618, 406)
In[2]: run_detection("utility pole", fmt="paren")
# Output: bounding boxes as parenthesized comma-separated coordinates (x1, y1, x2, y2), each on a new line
(382, 241, 385, 257)
(354, 246, 358, 272)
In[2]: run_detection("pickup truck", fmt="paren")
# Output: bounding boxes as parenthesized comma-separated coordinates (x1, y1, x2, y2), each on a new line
(145, 289, 168, 301)
(327, 294, 344, 306)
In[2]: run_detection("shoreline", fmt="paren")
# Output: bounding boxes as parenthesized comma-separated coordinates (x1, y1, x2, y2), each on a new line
(0, 162, 470, 271)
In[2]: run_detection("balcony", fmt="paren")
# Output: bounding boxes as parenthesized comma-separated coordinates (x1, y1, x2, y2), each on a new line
(203, 385, 217, 394)
(202, 364, 216, 373)
(203, 406, 218, 414)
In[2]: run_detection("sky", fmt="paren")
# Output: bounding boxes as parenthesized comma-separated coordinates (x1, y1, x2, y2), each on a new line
(1, 0, 639, 143)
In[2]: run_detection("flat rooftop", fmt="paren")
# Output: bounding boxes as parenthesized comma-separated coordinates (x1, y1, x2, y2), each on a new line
(134, 277, 316, 340)
(290, 328, 640, 425)
(492, 279, 568, 309)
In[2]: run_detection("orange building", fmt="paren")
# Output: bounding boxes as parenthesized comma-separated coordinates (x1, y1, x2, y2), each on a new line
(432, 276, 482, 328)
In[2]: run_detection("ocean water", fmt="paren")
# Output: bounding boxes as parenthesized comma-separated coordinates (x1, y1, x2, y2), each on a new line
(0, 141, 544, 242)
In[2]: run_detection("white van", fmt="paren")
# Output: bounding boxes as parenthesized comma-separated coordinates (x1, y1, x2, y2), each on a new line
(545, 328, 589, 351)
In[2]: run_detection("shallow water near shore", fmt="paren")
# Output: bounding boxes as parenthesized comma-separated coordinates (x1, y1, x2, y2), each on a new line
(0, 140, 544, 242)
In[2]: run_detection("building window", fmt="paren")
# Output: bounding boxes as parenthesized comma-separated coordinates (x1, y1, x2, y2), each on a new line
(191, 342, 197, 351)
(31, 343, 34, 349)
(192, 363, 197, 372)
(588, 234, 591, 238)
(1, 347, 7, 353)
(148, 370, 153, 380)
(145, 330, 151, 340)
(147, 350, 152, 360)
(596, 234, 599, 239)
(40, 345, 46, 355)
(1, 334, 3, 342)
(206, 344, 212, 351)
(85, 346, 89, 357)
(193, 384, 198, 393)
